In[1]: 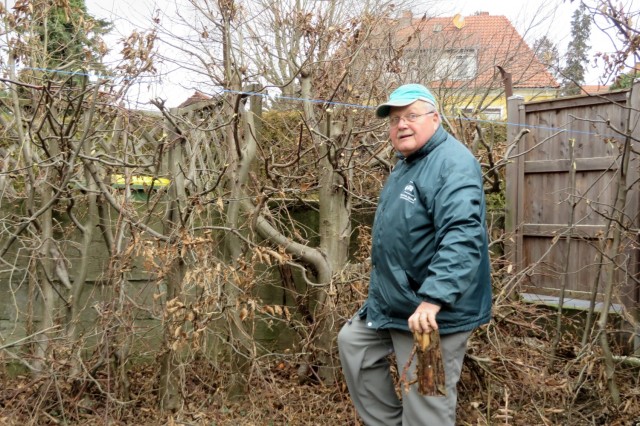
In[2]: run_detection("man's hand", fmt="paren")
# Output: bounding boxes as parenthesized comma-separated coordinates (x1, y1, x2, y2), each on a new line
(408, 301, 441, 334)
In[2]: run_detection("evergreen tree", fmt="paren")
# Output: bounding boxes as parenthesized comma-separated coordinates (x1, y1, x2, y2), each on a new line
(533, 35, 560, 81)
(561, 3, 591, 95)
(6, 0, 112, 101)
(41, 0, 112, 72)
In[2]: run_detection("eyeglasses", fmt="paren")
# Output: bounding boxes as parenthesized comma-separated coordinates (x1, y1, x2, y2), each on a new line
(388, 111, 435, 127)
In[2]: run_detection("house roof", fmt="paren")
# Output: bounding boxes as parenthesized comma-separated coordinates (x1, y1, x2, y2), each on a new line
(393, 12, 559, 89)
(178, 90, 213, 108)
(581, 84, 610, 94)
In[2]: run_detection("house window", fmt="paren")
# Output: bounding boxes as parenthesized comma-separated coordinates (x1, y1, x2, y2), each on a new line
(436, 48, 477, 81)
(462, 107, 503, 120)
(402, 48, 433, 80)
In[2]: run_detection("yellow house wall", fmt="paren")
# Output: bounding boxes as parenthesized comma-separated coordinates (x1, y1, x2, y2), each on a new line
(448, 88, 558, 119)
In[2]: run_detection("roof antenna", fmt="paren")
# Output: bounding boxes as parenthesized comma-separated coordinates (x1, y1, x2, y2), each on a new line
(452, 14, 465, 29)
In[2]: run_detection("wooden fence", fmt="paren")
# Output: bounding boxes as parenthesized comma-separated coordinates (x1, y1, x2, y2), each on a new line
(505, 85, 640, 316)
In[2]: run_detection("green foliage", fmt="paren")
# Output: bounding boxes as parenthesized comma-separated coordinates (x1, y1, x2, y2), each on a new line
(43, 0, 111, 70)
(561, 4, 591, 95)
(260, 109, 306, 149)
(485, 190, 505, 213)
(258, 109, 319, 193)
(610, 70, 640, 91)
(533, 35, 560, 81)
(7, 0, 112, 76)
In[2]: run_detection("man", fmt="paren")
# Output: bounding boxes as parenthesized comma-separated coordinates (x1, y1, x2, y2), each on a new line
(337, 84, 492, 426)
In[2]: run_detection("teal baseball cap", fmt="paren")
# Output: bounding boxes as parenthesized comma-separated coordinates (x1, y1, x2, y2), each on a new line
(375, 84, 437, 118)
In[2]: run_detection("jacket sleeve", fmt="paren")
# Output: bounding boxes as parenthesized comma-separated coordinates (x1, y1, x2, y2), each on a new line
(416, 152, 487, 307)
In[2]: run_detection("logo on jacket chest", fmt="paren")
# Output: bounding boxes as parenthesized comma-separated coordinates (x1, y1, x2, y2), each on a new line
(400, 182, 416, 204)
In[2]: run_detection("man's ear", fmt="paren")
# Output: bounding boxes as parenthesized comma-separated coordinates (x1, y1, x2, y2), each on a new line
(431, 112, 440, 127)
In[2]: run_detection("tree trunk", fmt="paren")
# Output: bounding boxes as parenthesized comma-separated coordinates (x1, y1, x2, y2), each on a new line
(33, 190, 55, 375)
(67, 84, 102, 377)
(294, 72, 353, 384)
(315, 112, 352, 383)
(223, 93, 258, 399)
(158, 110, 188, 411)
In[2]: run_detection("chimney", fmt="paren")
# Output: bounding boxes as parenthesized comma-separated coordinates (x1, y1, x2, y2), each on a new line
(400, 10, 413, 28)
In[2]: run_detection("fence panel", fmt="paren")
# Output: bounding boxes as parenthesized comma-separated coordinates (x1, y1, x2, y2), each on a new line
(506, 87, 640, 312)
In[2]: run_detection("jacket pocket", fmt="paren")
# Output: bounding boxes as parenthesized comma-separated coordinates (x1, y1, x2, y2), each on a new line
(378, 267, 421, 318)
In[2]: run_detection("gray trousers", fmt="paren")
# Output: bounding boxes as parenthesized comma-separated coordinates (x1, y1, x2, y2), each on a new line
(337, 315, 471, 426)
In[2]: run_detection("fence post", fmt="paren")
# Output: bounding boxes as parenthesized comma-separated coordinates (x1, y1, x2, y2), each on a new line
(505, 95, 525, 274)
(248, 83, 262, 140)
(629, 82, 640, 355)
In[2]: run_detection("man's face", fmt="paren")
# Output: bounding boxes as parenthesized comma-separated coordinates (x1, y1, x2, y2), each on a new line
(389, 101, 439, 157)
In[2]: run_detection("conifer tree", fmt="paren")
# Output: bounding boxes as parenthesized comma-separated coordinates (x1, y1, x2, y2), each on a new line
(561, 3, 591, 95)
(533, 35, 560, 81)
(40, 0, 111, 72)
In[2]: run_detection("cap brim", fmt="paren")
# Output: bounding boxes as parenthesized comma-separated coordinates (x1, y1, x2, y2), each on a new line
(375, 99, 419, 118)
(375, 97, 435, 118)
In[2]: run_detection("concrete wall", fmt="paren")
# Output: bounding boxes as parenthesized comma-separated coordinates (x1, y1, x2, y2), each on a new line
(0, 201, 331, 356)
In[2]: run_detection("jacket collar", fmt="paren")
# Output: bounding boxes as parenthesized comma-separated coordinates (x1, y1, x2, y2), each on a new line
(395, 125, 448, 163)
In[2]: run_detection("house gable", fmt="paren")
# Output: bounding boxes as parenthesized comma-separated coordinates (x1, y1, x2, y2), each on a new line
(394, 12, 558, 90)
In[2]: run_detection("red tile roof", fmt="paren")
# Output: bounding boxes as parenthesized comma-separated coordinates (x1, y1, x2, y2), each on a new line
(178, 90, 212, 108)
(394, 12, 559, 89)
(580, 85, 610, 94)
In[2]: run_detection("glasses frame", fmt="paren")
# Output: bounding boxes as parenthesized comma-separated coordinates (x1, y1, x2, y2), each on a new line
(388, 111, 436, 127)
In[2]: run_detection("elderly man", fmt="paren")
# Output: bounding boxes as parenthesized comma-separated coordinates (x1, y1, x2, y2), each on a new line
(337, 84, 492, 426)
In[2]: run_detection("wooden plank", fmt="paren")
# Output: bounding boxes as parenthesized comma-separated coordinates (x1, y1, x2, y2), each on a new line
(522, 171, 570, 226)
(524, 157, 619, 174)
(521, 223, 605, 239)
(524, 91, 628, 113)
(520, 292, 625, 314)
(522, 110, 558, 161)
(626, 83, 640, 325)
(505, 96, 525, 270)
(521, 286, 602, 301)
(514, 98, 527, 272)
(522, 229, 604, 296)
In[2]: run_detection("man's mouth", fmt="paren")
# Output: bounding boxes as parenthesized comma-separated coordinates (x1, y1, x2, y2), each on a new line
(398, 134, 413, 140)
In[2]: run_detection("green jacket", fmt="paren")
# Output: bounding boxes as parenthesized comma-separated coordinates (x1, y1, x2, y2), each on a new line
(358, 126, 492, 334)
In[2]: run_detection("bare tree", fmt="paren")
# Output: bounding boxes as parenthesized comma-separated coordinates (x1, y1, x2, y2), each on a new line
(9, 1, 640, 424)
(0, 0, 166, 408)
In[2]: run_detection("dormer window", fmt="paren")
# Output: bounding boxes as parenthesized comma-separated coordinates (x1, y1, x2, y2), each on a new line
(435, 48, 478, 80)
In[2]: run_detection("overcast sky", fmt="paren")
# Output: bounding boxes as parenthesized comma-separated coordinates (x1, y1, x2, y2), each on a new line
(84, 0, 637, 108)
